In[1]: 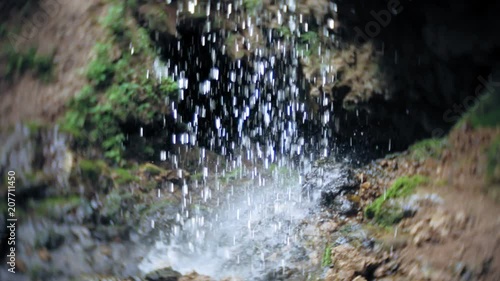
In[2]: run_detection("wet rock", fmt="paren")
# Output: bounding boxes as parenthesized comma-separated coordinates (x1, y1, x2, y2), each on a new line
(38, 248, 52, 261)
(261, 266, 301, 281)
(35, 229, 65, 250)
(145, 267, 182, 281)
(325, 244, 380, 281)
(71, 226, 96, 250)
(302, 162, 360, 207)
(0, 124, 73, 194)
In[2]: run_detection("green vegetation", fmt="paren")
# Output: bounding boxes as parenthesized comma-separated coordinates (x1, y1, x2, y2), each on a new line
(112, 168, 139, 185)
(297, 31, 319, 57)
(78, 159, 108, 182)
(243, 0, 262, 12)
(321, 244, 332, 267)
(85, 43, 115, 88)
(275, 26, 291, 39)
(140, 163, 165, 176)
(101, 3, 126, 37)
(409, 138, 447, 161)
(487, 136, 500, 184)
(365, 175, 429, 226)
(460, 89, 500, 128)
(141, 198, 174, 217)
(221, 167, 243, 182)
(61, 1, 178, 164)
(3, 47, 54, 81)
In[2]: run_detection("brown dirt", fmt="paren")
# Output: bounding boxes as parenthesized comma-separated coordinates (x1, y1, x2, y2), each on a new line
(0, 0, 107, 130)
(362, 127, 500, 281)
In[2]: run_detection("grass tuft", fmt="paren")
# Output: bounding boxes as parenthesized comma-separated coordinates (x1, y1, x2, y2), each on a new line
(365, 175, 429, 226)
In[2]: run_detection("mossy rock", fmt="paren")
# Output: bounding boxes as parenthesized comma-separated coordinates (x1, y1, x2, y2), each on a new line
(111, 168, 140, 185)
(459, 88, 500, 128)
(78, 159, 109, 182)
(144, 267, 181, 281)
(60, 1, 178, 164)
(101, 190, 137, 223)
(139, 163, 166, 177)
(409, 138, 447, 161)
(141, 198, 175, 218)
(30, 195, 83, 219)
(365, 175, 429, 226)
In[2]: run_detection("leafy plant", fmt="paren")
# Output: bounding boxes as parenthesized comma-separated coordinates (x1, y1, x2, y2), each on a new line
(61, 0, 178, 164)
(101, 3, 126, 36)
(3, 47, 54, 81)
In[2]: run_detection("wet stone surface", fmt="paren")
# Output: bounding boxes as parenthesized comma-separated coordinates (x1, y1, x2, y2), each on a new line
(302, 161, 360, 212)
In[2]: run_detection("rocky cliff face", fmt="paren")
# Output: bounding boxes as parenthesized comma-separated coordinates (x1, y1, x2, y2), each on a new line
(329, 0, 500, 151)
(133, 0, 500, 158)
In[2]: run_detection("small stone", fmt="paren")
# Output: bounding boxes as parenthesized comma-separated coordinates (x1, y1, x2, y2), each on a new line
(38, 248, 51, 262)
(16, 258, 27, 273)
(100, 245, 112, 257)
(353, 276, 367, 281)
(361, 181, 371, 190)
(145, 267, 182, 281)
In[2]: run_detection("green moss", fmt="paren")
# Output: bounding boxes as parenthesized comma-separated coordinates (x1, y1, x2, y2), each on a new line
(86, 43, 115, 88)
(190, 172, 204, 181)
(60, 2, 178, 164)
(460, 88, 500, 128)
(140, 163, 165, 176)
(243, 0, 262, 12)
(142, 198, 174, 217)
(3, 47, 54, 81)
(78, 159, 108, 181)
(275, 26, 291, 39)
(223, 167, 242, 181)
(101, 3, 126, 36)
(321, 245, 332, 267)
(409, 138, 447, 161)
(297, 31, 319, 57)
(365, 175, 429, 226)
(30, 196, 82, 220)
(101, 190, 136, 219)
(112, 168, 139, 185)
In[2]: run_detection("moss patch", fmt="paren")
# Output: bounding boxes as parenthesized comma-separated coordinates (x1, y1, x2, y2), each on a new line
(60, 1, 178, 164)
(112, 168, 140, 185)
(460, 89, 500, 128)
(139, 163, 165, 176)
(321, 244, 332, 267)
(409, 138, 447, 161)
(365, 175, 429, 226)
(3, 46, 54, 82)
(29, 195, 83, 221)
(78, 159, 108, 182)
(141, 198, 174, 217)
